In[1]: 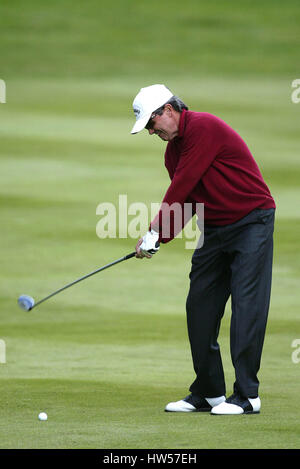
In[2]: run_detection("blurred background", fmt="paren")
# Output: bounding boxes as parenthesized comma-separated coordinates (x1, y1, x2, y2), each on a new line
(0, 0, 299, 449)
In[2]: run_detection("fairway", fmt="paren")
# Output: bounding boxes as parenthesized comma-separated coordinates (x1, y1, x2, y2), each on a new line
(1, 0, 300, 450)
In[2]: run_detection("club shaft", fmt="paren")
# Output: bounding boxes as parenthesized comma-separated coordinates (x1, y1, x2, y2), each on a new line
(33, 251, 136, 309)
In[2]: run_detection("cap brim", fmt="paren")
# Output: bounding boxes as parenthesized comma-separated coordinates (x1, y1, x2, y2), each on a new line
(131, 112, 152, 134)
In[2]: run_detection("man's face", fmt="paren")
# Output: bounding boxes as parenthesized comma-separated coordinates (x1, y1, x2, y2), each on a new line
(146, 105, 180, 141)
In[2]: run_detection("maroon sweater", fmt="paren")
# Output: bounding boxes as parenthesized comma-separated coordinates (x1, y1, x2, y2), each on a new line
(151, 109, 275, 243)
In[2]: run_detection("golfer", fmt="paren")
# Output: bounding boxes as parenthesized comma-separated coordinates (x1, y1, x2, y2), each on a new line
(131, 84, 275, 415)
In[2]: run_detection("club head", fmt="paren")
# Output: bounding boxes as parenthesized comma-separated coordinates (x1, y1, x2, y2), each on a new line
(18, 295, 35, 311)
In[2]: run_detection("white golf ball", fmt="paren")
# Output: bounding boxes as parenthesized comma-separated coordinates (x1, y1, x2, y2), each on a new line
(38, 412, 48, 421)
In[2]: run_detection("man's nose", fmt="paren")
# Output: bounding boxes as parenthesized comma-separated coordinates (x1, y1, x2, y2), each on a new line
(148, 128, 155, 135)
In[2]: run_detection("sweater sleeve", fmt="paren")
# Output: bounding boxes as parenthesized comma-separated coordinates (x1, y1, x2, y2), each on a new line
(151, 121, 218, 242)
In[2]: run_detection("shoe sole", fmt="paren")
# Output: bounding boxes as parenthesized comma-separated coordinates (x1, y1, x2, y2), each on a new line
(211, 410, 260, 415)
(165, 408, 212, 413)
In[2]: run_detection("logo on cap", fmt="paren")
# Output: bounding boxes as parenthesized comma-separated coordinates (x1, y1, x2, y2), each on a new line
(133, 106, 141, 118)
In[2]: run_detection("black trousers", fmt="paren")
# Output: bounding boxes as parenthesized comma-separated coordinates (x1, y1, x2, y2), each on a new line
(186, 208, 275, 398)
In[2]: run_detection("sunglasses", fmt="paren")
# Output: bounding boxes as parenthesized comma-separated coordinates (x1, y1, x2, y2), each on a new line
(145, 112, 158, 131)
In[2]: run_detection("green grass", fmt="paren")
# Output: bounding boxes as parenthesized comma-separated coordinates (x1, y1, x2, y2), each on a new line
(0, 0, 300, 450)
(0, 0, 299, 79)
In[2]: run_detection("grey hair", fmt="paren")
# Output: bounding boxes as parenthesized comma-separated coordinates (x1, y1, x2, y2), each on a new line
(154, 95, 189, 115)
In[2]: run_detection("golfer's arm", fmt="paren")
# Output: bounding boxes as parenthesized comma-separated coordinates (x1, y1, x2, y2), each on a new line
(151, 131, 217, 240)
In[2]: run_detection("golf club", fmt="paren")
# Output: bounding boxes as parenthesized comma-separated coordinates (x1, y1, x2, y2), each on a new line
(18, 251, 136, 311)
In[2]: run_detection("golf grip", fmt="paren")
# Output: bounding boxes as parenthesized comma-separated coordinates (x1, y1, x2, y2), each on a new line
(124, 252, 136, 260)
(33, 251, 136, 308)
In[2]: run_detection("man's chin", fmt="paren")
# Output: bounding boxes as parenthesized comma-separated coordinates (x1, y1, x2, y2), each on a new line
(157, 133, 169, 141)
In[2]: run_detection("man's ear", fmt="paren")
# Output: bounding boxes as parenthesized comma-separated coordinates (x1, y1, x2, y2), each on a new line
(164, 103, 173, 116)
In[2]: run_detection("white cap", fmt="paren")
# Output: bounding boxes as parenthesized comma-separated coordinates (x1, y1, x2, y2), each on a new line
(131, 84, 173, 134)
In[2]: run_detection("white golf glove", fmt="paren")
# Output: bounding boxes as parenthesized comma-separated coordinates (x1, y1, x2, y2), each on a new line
(139, 229, 160, 257)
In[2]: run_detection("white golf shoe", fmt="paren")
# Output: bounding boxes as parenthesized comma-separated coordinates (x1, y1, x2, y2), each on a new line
(211, 393, 261, 415)
(165, 394, 225, 412)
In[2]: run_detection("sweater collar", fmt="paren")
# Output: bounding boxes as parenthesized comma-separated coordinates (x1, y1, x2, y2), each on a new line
(177, 108, 187, 138)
